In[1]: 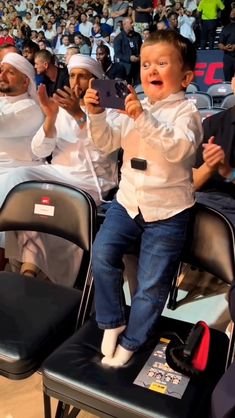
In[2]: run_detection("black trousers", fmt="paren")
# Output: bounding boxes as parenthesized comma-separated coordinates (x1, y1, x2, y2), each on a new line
(127, 62, 141, 87)
(200, 19, 217, 49)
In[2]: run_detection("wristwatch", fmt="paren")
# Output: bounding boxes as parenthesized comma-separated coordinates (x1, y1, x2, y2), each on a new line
(76, 113, 87, 126)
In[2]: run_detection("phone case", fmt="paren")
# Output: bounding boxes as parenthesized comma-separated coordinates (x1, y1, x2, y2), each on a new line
(92, 79, 129, 110)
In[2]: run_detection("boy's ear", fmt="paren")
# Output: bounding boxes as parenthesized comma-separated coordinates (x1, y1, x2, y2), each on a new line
(181, 70, 194, 88)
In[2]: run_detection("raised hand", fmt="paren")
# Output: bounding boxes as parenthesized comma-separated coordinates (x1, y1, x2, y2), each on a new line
(232, 76, 235, 94)
(202, 136, 228, 175)
(52, 85, 81, 118)
(38, 84, 59, 120)
(124, 85, 143, 120)
(84, 78, 104, 115)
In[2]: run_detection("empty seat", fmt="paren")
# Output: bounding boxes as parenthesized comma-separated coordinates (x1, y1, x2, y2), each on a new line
(0, 181, 97, 380)
(207, 83, 233, 106)
(186, 82, 200, 93)
(220, 93, 235, 109)
(186, 92, 213, 109)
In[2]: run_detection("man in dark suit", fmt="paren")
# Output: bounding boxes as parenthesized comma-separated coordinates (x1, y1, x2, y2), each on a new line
(113, 17, 142, 85)
(195, 101, 235, 225)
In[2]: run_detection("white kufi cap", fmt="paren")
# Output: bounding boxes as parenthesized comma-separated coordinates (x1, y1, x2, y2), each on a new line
(67, 54, 103, 79)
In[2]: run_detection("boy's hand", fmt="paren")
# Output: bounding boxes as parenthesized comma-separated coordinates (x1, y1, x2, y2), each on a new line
(125, 85, 143, 120)
(84, 78, 104, 115)
(232, 76, 235, 94)
(202, 136, 228, 174)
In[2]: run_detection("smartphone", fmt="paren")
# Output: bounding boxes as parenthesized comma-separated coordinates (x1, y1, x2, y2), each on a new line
(92, 79, 129, 110)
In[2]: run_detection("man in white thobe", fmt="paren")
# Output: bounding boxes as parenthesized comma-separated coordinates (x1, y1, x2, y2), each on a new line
(4, 54, 118, 287)
(0, 52, 44, 268)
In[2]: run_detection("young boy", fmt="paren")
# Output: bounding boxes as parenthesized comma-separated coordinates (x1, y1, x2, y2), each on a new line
(84, 30, 203, 367)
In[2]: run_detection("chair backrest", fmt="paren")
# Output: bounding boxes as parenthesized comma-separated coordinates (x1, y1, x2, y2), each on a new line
(134, 83, 146, 100)
(220, 93, 235, 109)
(207, 82, 232, 105)
(186, 92, 213, 108)
(134, 83, 144, 94)
(186, 82, 200, 93)
(0, 181, 97, 292)
(199, 106, 226, 121)
(182, 203, 235, 285)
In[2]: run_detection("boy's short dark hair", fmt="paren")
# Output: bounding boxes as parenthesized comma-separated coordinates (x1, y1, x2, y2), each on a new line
(142, 29, 197, 71)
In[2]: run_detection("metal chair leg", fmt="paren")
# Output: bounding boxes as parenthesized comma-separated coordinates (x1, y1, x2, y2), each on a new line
(68, 407, 81, 418)
(43, 392, 52, 418)
(167, 262, 182, 310)
(55, 401, 70, 418)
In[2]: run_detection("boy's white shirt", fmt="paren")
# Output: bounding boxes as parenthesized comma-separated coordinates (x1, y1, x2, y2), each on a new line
(87, 91, 203, 222)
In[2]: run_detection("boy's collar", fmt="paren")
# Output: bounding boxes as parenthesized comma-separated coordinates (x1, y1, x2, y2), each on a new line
(144, 91, 186, 107)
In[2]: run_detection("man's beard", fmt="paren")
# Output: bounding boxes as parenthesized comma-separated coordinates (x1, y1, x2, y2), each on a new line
(0, 85, 14, 94)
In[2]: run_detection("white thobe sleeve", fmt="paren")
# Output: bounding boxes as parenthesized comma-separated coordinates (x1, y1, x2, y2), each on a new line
(31, 125, 56, 158)
(87, 110, 123, 155)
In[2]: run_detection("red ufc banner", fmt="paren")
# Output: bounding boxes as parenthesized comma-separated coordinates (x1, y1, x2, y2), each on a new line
(194, 50, 224, 92)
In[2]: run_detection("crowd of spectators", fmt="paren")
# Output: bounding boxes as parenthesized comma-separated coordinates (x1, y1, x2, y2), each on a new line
(0, 0, 233, 81)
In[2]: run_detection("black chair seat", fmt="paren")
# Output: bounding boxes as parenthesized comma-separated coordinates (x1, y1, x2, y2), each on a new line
(0, 272, 82, 379)
(43, 314, 229, 418)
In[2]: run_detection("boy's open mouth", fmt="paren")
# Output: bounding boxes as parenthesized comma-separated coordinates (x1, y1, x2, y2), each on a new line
(151, 80, 163, 85)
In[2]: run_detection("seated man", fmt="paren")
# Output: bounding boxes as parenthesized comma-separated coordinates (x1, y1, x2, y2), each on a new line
(0, 52, 44, 268)
(195, 77, 235, 225)
(3, 54, 118, 287)
(34, 49, 69, 96)
(0, 52, 44, 175)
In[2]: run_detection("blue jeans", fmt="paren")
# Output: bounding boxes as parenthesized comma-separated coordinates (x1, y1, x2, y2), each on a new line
(92, 199, 190, 351)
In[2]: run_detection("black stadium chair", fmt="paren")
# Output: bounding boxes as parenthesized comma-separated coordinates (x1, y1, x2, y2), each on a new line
(210, 281, 235, 418)
(220, 93, 235, 109)
(0, 181, 96, 380)
(186, 92, 213, 109)
(41, 203, 235, 418)
(207, 82, 232, 106)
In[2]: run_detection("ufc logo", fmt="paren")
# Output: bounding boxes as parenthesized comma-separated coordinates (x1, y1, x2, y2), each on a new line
(195, 62, 223, 85)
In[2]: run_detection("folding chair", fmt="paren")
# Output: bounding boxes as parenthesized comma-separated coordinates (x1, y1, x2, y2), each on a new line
(186, 82, 200, 94)
(186, 92, 213, 109)
(207, 82, 232, 106)
(220, 93, 235, 109)
(0, 180, 96, 380)
(42, 203, 235, 418)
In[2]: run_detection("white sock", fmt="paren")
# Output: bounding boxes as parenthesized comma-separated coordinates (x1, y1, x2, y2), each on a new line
(101, 344, 134, 367)
(101, 326, 126, 358)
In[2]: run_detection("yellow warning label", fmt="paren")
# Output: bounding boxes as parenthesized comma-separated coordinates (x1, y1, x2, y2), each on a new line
(149, 383, 167, 393)
(159, 338, 170, 344)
